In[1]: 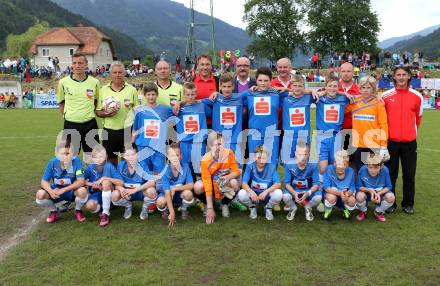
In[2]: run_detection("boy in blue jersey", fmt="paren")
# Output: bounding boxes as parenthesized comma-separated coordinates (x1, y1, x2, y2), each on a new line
(237, 145, 283, 220)
(316, 76, 351, 179)
(322, 150, 357, 220)
(176, 82, 211, 175)
(242, 67, 286, 164)
(35, 141, 88, 223)
(281, 75, 314, 165)
(132, 82, 176, 175)
(111, 144, 157, 220)
(355, 153, 395, 222)
(203, 73, 245, 162)
(283, 143, 321, 221)
(83, 146, 123, 227)
(156, 143, 194, 226)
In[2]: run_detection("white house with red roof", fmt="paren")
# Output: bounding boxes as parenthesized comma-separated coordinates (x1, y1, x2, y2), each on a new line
(29, 26, 117, 70)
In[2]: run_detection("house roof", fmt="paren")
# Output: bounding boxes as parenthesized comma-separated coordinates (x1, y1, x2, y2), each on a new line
(29, 26, 116, 58)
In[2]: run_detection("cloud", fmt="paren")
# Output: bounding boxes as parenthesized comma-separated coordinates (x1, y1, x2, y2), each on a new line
(174, 0, 440, 41)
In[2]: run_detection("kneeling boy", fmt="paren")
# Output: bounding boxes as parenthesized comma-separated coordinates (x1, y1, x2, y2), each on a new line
(35, 141, 87, 223)
(157, 143, 195, 226)
(283, 142, 321, 221)
(356, 153, 395, 222)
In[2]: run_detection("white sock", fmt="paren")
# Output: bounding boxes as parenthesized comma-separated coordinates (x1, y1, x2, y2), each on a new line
(75, 195, 88, 211)
(101, 191, 111, 215)
(283, 194, 297, 211)
(306, 195, 322, 209)
(357, 201, 368, 212)
(182, 198, 194, 210)
(238, 189, 255, 208)
(113, 199, 132, 208)
(344, 204, 356, 211)
(142, 196, 156, 209)
(157, 205, 168, 212)
(324, 199, 335, 211)
(265, 190, 282, 209)
(376, 200, 393, 213)
(36, 199, 56, 212)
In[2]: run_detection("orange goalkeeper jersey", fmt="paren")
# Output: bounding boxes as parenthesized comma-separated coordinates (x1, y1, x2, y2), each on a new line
(345, 97, 388, 148)
(200, 148, 241, 199)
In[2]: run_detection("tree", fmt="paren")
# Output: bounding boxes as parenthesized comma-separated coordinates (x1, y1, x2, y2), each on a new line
(5, 21, 49, 57)
(243, 0, 307, 61)
(306, 0, 380, 56)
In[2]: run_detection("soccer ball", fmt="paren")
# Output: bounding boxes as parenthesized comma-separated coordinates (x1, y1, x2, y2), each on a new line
(102, 96, 120, 113)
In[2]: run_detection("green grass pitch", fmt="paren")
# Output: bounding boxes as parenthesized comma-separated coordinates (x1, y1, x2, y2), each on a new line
(0, 109, 439, 285)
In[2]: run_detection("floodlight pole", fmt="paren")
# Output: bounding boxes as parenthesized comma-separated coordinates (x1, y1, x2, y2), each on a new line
(185, 0, 217, 66)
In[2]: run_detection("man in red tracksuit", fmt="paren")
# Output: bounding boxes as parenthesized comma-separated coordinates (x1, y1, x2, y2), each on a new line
(381, 66, 423, 214)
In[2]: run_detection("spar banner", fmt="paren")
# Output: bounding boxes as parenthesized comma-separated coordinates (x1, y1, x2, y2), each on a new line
(34, 94, 59, 108)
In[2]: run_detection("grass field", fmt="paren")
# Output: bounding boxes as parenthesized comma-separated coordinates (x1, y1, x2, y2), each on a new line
(0, 109, 439, 285)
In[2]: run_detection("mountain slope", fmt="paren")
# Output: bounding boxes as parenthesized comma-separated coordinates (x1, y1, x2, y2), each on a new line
(51, 0, 250, 58)
(379, 24, 440, 49)
(0, 0, 147, 59)
(388, 27, 440, 61)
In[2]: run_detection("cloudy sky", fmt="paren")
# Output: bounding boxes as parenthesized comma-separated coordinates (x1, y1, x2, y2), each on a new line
(173, 0, 440, 41)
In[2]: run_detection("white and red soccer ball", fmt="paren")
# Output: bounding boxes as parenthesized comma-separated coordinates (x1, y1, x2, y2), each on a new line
(102, 96, 121, 113)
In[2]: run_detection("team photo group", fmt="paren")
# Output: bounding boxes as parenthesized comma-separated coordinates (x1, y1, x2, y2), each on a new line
(35, 52, 423, 227)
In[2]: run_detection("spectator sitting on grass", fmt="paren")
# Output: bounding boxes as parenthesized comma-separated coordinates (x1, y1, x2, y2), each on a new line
(0, 92, 4, 108)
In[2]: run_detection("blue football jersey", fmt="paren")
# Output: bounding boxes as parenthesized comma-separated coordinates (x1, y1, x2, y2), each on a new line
(42, 156, 84, 187)
(284, 162, 320, 192)
(133, 105, 174, 152)
(117, 160, 151, 189)
(85, 162, 123, 183)
(242, 162, 280, 193)
(282, 94, 313, 139)
(316, 94, 349, 132)
(356, 165, 392, 191)
(176, 102, 209, 143)
(243, 89, 286, 131)
(203, 92, 244, 144)
(322, 165, 356, 192)
(161, 163, 193, 194)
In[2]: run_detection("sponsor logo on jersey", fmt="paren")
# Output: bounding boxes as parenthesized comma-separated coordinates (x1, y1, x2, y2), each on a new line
(353, 114, 376, 121)
(289, 107, 306, 127)
(86, 89, 94, 99)
(220, 106, 237, 126)
(254, 97, 271, 115)
(251, 180, 268, 190)
(183, 114, 200, 134)
(144, 119, 160, 138)
(324, 104, 339, 123)
(54, 178, 72, 186)
(124, 183, 141, 189)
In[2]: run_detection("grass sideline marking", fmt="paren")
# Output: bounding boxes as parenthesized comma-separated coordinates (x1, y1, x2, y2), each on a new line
(0, 135, 56, 140)
(0, 211, 46, 263)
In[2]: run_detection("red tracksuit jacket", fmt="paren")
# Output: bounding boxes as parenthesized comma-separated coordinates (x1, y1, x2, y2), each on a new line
(381, 87, 423, 142)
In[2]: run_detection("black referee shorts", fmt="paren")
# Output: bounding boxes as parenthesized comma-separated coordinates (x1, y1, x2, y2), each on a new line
(63, 118, 99, 153)
(102, 127, 131, 159)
